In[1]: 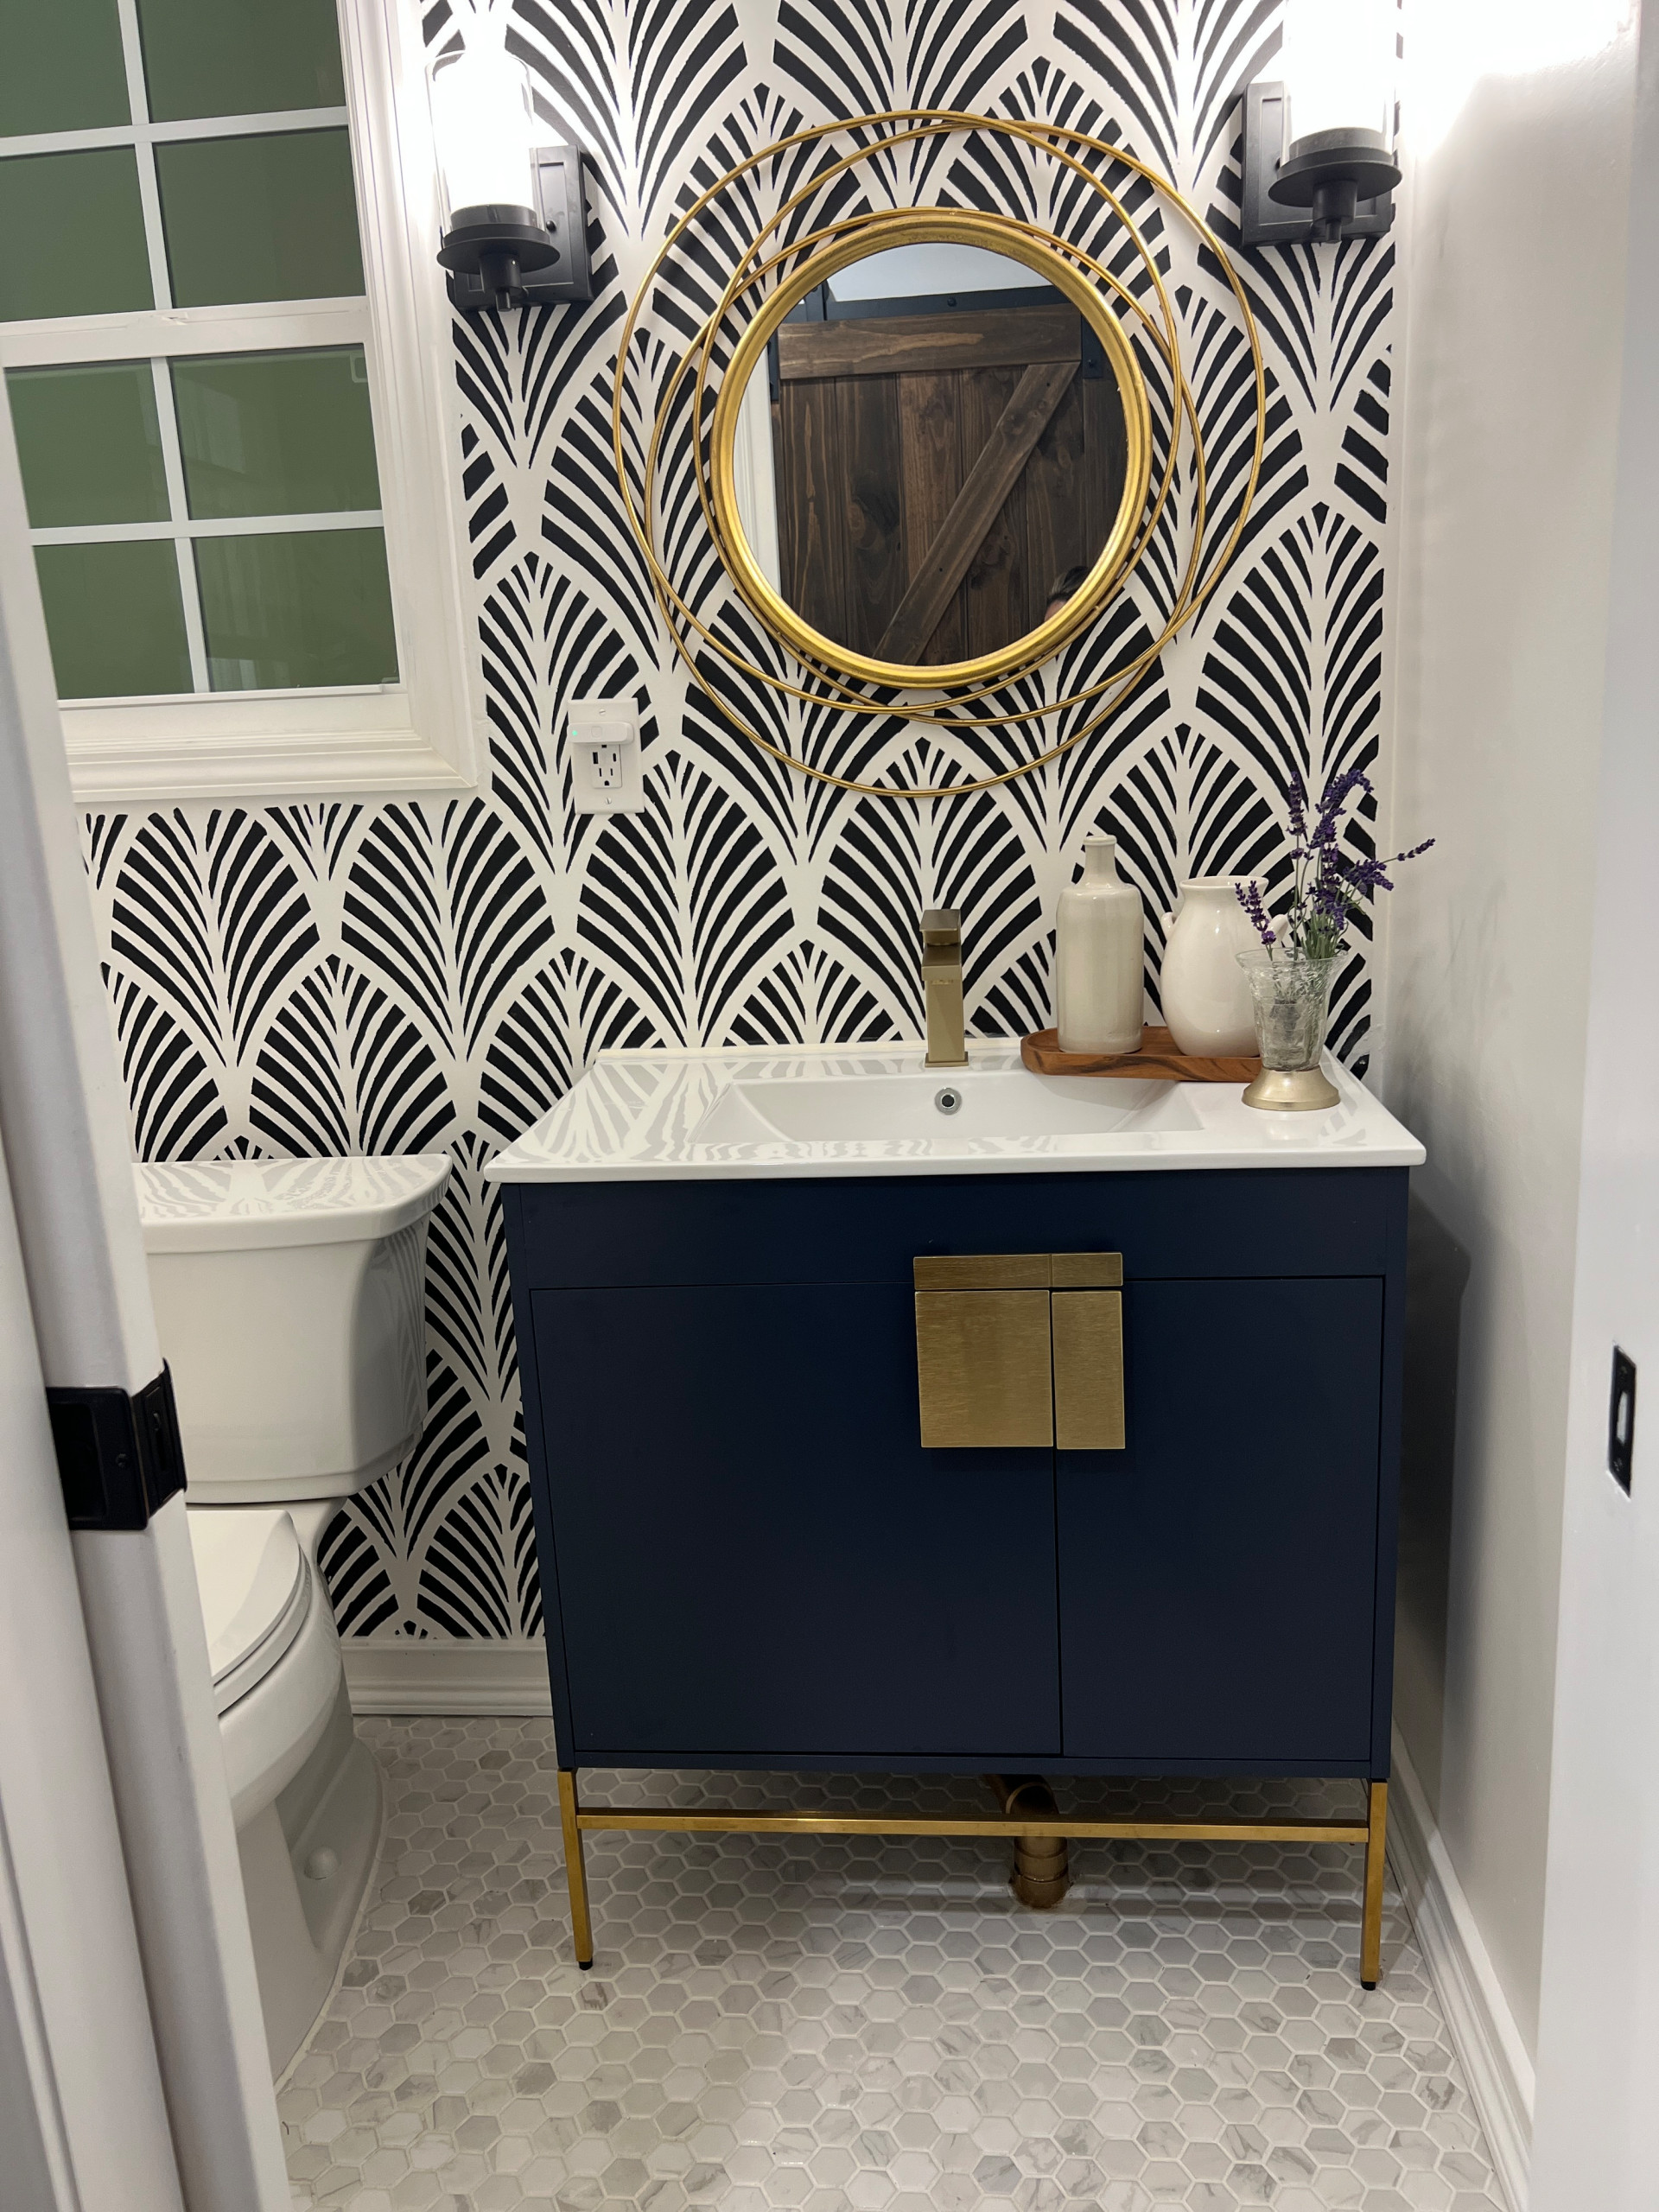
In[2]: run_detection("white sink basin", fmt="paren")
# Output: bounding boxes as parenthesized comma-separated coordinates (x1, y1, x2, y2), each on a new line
(694, 1068, 1199, 1145)
(484, 1043, 1425, 1185)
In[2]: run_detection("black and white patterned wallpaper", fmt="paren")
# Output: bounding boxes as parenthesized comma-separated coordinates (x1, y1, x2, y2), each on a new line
(82, 0, 1393, 1643)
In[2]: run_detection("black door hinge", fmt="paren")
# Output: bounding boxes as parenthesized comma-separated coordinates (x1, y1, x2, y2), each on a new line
(48, 1365, 187, 1530)
(1610, 1347, 1637, 1495)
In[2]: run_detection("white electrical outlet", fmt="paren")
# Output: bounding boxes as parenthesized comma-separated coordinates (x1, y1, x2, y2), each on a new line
(568, 699, 645, 814)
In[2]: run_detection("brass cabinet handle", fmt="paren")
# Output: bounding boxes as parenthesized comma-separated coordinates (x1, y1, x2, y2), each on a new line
(914, 1252, 1052, 1290)
(1052, 1290, 1126, 1450)
(913, 1252, 1122, 1290)
(915, 1288, 1054, 1448)
(912, 1254, 1125, 1449)
(1051, 1252, 1123, 1288)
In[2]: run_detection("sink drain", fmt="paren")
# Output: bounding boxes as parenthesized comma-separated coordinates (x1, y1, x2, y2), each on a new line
(934, 1086, 963, 1115)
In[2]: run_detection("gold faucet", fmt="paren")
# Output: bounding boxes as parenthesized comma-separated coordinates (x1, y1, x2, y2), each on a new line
(921, 907, 969, 1067)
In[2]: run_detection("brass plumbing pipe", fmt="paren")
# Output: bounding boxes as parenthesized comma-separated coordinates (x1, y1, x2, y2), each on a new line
(986, 1774, 1071, 1908)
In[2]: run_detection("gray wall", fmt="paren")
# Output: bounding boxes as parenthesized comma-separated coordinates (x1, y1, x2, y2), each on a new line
(1530, 1, 1659, 2197)
(1387, 0, 1639, 2060)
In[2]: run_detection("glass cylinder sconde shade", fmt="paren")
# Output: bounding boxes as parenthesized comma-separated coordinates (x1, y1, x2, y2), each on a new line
(1278, 0, 1395, 145)
(424, 19, 592, 310)
(1240, 0, 1398, 245)
(1257, 0, 1400, 243)
(429, 43, 540, 222)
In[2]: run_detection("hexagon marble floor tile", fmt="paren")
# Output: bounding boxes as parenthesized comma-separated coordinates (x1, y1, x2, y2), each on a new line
(279, 1719, 1505, 2212)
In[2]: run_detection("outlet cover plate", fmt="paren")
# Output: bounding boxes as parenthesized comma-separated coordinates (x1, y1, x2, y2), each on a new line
(569, 699, 645, 815)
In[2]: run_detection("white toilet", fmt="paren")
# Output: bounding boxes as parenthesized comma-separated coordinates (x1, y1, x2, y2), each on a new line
(134, 1153, 451, 2076)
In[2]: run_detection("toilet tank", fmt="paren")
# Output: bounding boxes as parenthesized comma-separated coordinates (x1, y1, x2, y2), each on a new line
(135, 1156, 451, 1504)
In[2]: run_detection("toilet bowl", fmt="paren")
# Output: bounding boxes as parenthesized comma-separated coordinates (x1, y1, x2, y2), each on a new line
(136, 1153, 451, 2076)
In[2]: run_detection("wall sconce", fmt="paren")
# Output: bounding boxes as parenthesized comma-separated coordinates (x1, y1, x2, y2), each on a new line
(1241, 0, 1400, 246)
(429, 29, 591, 311)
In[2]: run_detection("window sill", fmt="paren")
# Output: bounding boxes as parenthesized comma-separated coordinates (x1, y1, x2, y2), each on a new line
(63, 690, 479, 801)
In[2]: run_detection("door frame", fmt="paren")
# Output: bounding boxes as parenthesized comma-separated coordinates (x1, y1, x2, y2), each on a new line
(0, 370, 289, 2206)
(0, 1139, 185, 2211)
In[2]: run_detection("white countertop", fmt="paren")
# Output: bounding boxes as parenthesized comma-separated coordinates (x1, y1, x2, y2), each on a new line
(483, 1043, 1425, 1184)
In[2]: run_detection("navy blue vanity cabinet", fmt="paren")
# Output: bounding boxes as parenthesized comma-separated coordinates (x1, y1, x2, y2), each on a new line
(502, 1166, 1407, 1783)
(1057, 1276, 1384, 1767)
(524, 1281, 1062, 1760)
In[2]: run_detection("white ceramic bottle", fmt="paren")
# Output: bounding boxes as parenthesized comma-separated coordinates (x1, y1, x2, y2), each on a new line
(1055, 835, 1144, 1054)
(1160, 877, 1259, 1056)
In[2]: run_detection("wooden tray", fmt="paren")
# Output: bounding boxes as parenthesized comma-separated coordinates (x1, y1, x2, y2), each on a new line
(1021, 1026, 1260, 1084)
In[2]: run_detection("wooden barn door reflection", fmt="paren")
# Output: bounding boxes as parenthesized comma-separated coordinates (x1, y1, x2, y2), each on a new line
(772, 293, 1129, 664)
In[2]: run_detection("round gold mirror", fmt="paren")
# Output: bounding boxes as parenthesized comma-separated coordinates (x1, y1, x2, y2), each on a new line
(617, 112, 1268, 799)
(710, 210, 1152, 691)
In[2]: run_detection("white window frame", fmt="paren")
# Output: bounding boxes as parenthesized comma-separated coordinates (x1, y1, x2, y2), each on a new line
(0, 0, 480, 803)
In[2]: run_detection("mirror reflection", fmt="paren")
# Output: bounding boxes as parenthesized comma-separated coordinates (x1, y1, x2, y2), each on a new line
(730, 243, 1129, 670)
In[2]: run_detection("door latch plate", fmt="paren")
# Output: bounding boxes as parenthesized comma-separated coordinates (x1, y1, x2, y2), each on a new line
(47, 1365, 187, 1530)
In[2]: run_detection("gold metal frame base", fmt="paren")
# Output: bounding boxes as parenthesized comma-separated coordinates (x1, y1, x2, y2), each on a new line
(1242, 1065, 1342, 1111)
(556, 1773, 1389, 1986)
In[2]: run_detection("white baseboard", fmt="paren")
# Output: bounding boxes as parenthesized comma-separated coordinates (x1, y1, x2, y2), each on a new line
(1389, 1728, 1534, 2211)
(341, 1638, 553, 1716)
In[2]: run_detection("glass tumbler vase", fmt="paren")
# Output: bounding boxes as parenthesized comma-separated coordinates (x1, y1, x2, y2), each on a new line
(1236, 951, 1341, 1110)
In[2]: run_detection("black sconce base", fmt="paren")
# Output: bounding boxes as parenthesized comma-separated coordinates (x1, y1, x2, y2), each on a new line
(439, 147, 594, 311)
(1239, 83, 1398, 249)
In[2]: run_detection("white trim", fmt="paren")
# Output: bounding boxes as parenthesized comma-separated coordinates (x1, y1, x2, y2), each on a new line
(314, 0, 481, 809)
(343, 1638, 554, 1716)
(111, 0, 174, 314)
(1389, 1729, 1534, 2211)
(0, 304, 372, 365)
(33, 509, 385, 543)
(0, 110, 353, 160)
(0, 1147, 186, 2209)
(149, 355, 211, 689)
(65, 722, 473, 801)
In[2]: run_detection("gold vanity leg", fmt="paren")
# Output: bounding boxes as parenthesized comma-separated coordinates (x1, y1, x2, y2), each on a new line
(1360, 1780, 1389, 1988)
(558, 1769, 594, 1970)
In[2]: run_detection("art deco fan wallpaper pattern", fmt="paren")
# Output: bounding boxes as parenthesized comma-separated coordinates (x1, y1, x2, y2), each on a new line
(80, 0, 1395, 1644)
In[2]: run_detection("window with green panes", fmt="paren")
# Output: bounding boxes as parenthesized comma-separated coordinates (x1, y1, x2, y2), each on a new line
(0, 0, 400, 701)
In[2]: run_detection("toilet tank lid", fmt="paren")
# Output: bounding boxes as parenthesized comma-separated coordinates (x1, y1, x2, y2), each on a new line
(135, 1154, 451, 1252)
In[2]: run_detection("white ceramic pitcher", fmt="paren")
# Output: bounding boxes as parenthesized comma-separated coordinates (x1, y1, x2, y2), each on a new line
(1160, 877, 1259, 1056)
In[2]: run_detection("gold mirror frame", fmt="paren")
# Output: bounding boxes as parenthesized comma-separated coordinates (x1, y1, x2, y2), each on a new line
(613, 111, 1268, 803)
(709, 208, 1154, 692)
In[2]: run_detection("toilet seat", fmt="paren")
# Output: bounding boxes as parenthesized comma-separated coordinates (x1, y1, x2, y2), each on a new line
(188, 1506, 344, 1827)
(188, 1509, 310, 1716)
